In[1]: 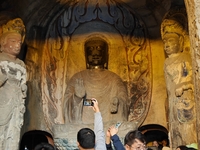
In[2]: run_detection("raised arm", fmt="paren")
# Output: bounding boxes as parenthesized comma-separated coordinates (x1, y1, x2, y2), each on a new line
(92, 98, 106, 150)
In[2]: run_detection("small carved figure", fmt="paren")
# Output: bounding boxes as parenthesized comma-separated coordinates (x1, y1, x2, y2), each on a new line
(0, 18, 27, 150)
(64, 38, 129, 124)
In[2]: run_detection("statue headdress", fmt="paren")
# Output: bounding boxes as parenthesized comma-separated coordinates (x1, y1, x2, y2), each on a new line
(161, 19, 185, 40)
(0, 18, 25, 42)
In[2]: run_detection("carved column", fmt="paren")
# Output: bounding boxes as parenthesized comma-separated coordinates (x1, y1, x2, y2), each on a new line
(185, 0, 200, 148)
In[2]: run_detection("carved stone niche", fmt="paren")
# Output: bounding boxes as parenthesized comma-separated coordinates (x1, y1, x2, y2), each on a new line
(25, 0, 152, 149)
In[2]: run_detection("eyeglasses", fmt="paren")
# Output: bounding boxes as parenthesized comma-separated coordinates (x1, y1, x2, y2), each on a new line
(128, 145, 146, 150)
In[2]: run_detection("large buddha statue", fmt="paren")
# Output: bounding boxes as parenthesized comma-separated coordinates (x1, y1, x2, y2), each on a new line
(64, 38, 129, 125)
(0, 18, 27, 150)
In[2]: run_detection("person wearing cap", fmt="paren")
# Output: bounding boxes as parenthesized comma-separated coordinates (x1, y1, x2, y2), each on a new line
(77, 98, 106, 150)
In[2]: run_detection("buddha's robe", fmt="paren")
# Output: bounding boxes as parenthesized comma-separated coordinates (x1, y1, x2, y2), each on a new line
(64, 69, 129, 124)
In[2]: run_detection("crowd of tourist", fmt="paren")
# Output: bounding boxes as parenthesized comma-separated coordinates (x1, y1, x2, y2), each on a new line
(147, 140, 197, 150)
(19, 98, 198, 150)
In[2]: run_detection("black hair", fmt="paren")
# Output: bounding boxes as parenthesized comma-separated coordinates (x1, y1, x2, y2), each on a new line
(19, 130, 54, 150)
(34, 142, 55, 150)
(77, 128, 95, 149)
(124, 130, 146, 146)
(176, 145, 188, 150)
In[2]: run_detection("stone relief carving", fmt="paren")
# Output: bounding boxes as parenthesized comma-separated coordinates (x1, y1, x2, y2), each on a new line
(0, 18, 27, 150)
(25, 0, 151, 149)
(161, 8, 197, 147)
(64, 38, 129, 124)
(45, 0, 150, 126)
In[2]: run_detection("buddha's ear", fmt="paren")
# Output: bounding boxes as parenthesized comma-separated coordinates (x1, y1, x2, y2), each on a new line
(0, 35, 6, 46)
(0, 38, 3, 46)
(179, 36, 184, 51)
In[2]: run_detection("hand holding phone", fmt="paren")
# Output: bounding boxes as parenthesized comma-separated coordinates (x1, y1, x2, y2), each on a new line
(115, 122, 121, 128)
(83, 99, 93, 106)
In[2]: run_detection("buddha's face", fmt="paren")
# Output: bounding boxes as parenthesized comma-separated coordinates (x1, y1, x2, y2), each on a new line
(85, 40, 106, 66)
(1, 32, 22, 56)
(163, 33, 181, 56)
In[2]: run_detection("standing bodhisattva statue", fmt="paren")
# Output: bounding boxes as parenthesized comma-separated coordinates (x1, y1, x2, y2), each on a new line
(0, 18, 27, 150)
(161, 19, 197, 147)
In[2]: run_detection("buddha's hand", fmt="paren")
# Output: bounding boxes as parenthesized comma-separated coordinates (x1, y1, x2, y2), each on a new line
(75, 78, 86, 98)
(110, 97, 119, 114)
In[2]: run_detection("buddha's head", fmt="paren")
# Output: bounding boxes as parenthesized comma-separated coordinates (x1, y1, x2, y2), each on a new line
(85, 38, 108, 69)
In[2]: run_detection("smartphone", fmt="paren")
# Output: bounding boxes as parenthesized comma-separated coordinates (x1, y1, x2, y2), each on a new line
(115, 122, 122, 128)
(83, 99, 94, 106)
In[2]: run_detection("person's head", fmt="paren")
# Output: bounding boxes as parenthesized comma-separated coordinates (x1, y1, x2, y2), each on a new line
(77, 128, 95, 150)
(161, 139, 168, 147)
(124, 130, 146, 150)
(84, 38, 108, 69)
(161, 19, 185, 57)
(176, 145, 187, 150)
(152, 140, 159, 147)
(19, 130, 55, 150)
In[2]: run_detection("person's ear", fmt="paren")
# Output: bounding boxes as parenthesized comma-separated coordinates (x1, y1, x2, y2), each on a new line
(77, 142, 83, 150)
(125, 144, 130, 150)
(77, 141, 80, 147)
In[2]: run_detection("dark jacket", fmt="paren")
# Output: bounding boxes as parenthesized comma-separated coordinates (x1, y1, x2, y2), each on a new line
(106, 134, 125, 150)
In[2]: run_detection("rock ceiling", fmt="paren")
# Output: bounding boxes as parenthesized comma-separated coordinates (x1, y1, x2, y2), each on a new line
(0, 0, 185, 39)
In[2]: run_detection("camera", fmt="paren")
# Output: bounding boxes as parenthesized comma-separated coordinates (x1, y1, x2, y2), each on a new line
(83, 99, 94, 106)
